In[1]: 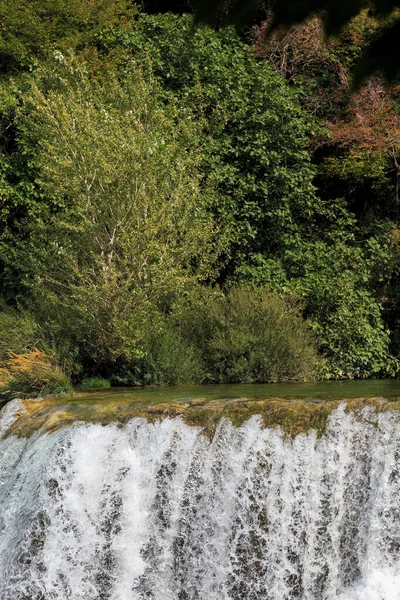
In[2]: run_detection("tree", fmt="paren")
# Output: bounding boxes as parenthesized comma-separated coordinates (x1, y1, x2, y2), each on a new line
(195, 1, 400, 84)
(320, 77, 400, 216)
(252, 11, 400, 219)
(252, 9, 392, 113)
(103, 13, 320, 279)
(0, 0, 135, 73)
(11, 58, 214, 367)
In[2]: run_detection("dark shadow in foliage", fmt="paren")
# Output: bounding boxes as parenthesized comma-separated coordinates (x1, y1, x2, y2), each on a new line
(194, 0, 400, 84)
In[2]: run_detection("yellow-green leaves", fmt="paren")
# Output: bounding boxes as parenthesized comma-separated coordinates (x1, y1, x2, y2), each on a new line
(15, 58, 215, 365)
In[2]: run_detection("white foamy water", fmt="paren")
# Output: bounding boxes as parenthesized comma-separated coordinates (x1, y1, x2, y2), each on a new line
(0, 398, 24, 440)
(0, 403, 400, 599)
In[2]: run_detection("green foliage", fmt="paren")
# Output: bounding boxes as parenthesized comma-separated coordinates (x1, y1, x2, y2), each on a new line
(0, 304, 40, 363)
(81, 378, 111, 389)
(249, 12, 400, 375)
(128, 324, 205, 386)
(101, 14, 319, 275)
(9, 56, 214, 372)
(233, 213, 400, 378)
(104, 286, 318, 386)
(290, 249, 395, 379)
(0, 0, 135, 73)
(1, 8, 399, 385)
(0, 306, 74, 404)
(175, 286, 319, 383)
(0, 303, 80, 379)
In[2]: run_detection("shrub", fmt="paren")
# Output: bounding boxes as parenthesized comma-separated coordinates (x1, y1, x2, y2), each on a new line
(81, 377, 111, 389)
(0, 303, 81, 380)
(108, 322, 205, 386)
(136, 325, 205, 386)
(176, 286, 319, 383)
(13, 58, 214, 376)
(0, 349, 73, 401)
(284, 233, 399, 378)
(0, 305, 41, 364)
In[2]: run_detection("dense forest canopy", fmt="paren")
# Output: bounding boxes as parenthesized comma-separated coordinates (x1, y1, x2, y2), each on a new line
(1, 0, 400, 397)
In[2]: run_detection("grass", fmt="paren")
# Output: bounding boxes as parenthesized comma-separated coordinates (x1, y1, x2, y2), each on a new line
(81, 377, 111, 389)
(0, 349, 73, 401)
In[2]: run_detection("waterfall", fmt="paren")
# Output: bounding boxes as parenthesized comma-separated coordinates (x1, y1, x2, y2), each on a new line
(1, 401, 400, 599)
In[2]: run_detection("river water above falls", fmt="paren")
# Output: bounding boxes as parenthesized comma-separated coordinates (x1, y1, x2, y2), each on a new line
(1, 383, 400, 599)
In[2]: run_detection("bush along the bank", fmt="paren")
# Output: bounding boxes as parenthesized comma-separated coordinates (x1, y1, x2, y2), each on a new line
(0, 304, 41, 363)
(0, 349, 73, 402)
(171, 286, 319, 384)
(83, 287, 319, 387)
(126, 324, 205, 387)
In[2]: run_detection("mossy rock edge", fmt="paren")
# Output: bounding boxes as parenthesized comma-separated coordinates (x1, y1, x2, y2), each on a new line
(5, 396, 400, 439)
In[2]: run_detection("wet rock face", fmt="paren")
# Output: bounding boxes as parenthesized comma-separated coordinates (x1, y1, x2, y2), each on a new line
(1, 404, 400, 599)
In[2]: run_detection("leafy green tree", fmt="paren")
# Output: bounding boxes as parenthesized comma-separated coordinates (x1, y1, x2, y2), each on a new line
(286, 234, 398, 379)
(0, 0, 134, 73)
(0, 0, 137, 302)
(233, 207, 400, 378)
(102, 13, 320, 278)
(11, 57, 214, 369)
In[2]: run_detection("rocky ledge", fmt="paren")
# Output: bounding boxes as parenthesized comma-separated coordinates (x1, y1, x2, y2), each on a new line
(5, 395, 400, 438)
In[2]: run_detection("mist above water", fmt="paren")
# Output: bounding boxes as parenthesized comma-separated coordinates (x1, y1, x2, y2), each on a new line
(0, 401, 400, 599)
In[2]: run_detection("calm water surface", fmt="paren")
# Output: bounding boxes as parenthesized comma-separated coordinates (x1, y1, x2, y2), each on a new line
(75, 379, 400, 405)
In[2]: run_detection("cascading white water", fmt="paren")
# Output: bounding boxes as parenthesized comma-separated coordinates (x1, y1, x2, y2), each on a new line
(1, 401, 400, 600)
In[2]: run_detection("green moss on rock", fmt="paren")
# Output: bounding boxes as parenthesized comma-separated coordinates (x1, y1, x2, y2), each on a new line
(4, 395, 400, 439)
